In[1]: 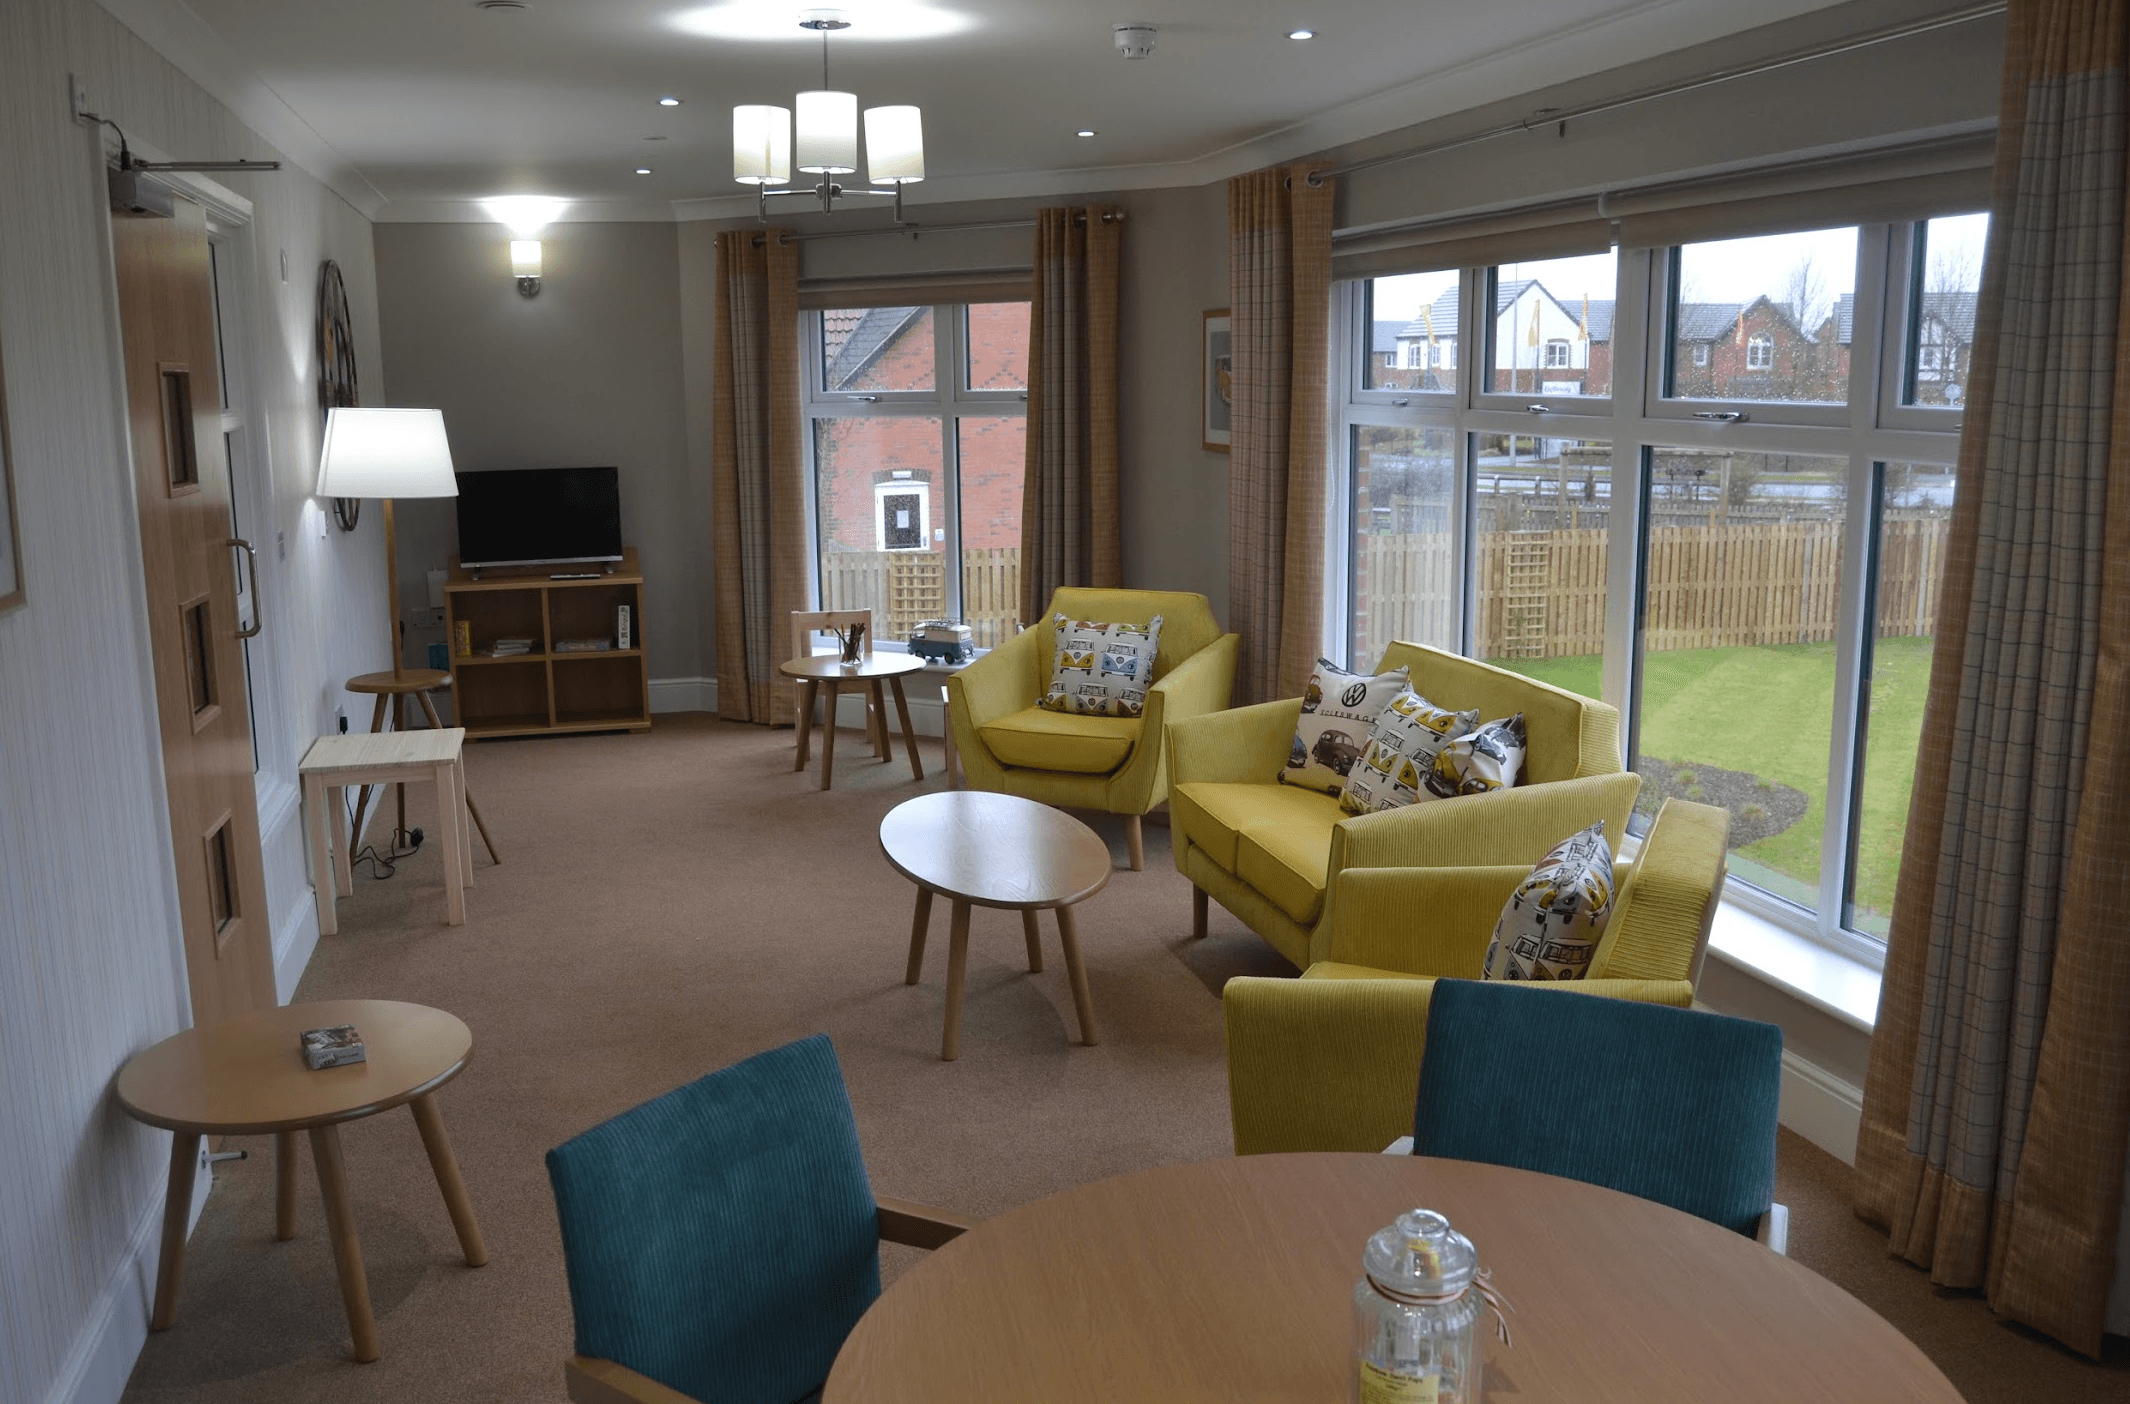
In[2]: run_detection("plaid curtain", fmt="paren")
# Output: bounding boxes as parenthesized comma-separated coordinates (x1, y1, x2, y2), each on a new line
(1020, 207, 1123, 625)
(1228, 165, 1335, 704)
(710, 228, 806, 724)
(1854, 0, 2130, 1355)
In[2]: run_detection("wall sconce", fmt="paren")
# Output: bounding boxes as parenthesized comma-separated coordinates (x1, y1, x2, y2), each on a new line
(510, 239, 542, 297)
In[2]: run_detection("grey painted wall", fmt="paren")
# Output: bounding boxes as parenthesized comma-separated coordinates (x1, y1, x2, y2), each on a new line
(374, 221, 699, 683)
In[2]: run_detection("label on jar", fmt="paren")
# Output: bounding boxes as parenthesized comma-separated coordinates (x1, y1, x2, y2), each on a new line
(1359, 1359, 1439, 1404)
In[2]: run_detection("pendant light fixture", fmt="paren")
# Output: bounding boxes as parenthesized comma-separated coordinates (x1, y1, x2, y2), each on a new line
(733, 10, 924, 219)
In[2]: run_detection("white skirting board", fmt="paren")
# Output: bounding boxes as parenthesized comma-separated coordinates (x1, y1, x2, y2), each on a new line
(1779, 1048, 1862, 1165)
(44, 1155, 212, 1404)
(648, 676, 953, 740)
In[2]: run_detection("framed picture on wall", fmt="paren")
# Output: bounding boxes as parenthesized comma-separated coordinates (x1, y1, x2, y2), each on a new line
(1202, 309, 1232, 453)
(0, 345, 21, 614)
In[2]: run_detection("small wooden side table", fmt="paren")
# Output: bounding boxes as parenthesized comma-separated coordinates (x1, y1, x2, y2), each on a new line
(114, 999, 488, 1363)
(301, 729, 471, 934)
(879, 792, 1111, 1060)
(344, 669, 500, 865)
(778, 652, 926, 791)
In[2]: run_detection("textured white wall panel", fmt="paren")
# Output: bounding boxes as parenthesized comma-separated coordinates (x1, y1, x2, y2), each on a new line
(0, 4, 386, 1401)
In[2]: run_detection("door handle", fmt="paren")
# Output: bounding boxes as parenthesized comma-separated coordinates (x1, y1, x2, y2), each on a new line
(225, 537, 262, 639)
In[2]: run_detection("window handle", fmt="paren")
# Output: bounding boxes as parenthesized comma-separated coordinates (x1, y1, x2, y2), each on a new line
(1392, 398, 1410, 407)
(852, 394, 882, 402)
(1527, 403, 1550, 414)
(1691, 410, 1749, 423)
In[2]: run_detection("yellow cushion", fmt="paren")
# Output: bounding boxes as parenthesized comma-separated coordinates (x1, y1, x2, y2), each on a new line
(978, 707, 1140, 774)
(1236, 813, 1337, 926)
(1172, 781, 1343, 875)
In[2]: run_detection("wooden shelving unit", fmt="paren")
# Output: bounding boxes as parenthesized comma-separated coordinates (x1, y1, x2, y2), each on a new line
(443, 548, 650, 739)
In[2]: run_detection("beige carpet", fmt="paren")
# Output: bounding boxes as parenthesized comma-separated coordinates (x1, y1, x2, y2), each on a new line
(120, 714, 2130, 1403)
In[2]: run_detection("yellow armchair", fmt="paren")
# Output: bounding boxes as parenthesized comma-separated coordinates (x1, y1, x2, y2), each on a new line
(946, 587, 1237, 869)
(1168, 642, 1639, 970)
(1222, 798, 1732, 1155)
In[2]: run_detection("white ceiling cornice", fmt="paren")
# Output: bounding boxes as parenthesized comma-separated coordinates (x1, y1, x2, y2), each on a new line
(92, 0, 388, 219)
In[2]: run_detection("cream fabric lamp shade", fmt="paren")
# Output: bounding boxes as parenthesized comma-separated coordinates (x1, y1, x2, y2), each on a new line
(733, 104, 792, 185)
(795, 90, 858, 174)
(316, 408, 458, 500)
(864, 106, 924, 184)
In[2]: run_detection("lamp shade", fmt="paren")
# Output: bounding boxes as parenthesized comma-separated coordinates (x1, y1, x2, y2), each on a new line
(316, 408, 458, 500)
(795, 90, 858, 174)
(864, 106, 924, 184)
(733, 104, 792, 185)
(509, 240, 542, 277)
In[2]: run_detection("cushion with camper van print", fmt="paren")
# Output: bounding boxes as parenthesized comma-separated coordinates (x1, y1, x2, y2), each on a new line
(1339, 690, 1482, 815)
(1040, 615, 1164, 717)
(1424, 712, 1528, 800)
(1278, 659, 1411, 794)
(1482, 822, 1615, 982)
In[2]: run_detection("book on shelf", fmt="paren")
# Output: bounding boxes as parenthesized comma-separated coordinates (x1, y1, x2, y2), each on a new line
(480, 637, 534, 658)
(453, 619, 473, 659)
(554, 637, 613, 653)
(616, 604, 632, 650)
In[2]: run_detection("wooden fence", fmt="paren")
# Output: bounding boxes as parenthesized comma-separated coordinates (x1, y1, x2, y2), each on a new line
(822, 548, 1021, 649)
(1357, 515, 1951, 664)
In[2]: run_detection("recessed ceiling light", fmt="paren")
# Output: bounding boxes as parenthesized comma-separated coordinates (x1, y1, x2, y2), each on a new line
(635, 167, 653, 175)
(1076, 129, 1097, 138)
(1287, 28, 1316, 40)
(658, 96, 682, 106)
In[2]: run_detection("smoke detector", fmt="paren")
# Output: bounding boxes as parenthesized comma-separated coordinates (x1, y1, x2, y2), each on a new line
(1113, 22, 1157, 58)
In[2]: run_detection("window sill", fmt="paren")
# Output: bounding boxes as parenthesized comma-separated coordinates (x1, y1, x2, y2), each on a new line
(1705, 899, 1881, 1033)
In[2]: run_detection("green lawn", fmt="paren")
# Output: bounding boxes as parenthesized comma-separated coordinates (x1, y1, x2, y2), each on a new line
(1496, 637, 1935, 922)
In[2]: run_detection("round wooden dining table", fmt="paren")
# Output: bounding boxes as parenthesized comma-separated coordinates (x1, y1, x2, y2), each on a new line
(824, 1152, 1962, 1404)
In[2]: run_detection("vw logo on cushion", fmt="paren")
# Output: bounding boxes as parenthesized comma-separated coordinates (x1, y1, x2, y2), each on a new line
(1341, 681, 1369, 708)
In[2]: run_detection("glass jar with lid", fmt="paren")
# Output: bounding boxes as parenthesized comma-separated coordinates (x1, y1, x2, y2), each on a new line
(1353, 1207, 1483, 1404)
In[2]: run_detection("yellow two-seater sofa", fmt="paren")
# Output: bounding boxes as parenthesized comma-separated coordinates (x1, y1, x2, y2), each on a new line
(947, 588, 1238, 870)
(1166, 642, 1640, 970)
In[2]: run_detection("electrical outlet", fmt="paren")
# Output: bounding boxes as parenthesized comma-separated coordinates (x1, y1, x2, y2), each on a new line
(336, 707, 348, 734)
(412, 607, 445, 630)
(70, 74, 91, 123)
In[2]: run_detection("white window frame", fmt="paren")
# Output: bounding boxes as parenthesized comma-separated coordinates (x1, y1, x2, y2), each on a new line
(1544, 338, 1573, 368)
(1744, 331, 1775, 370)
(801, 303, 1027, 632)
(1475, 266, 1615, 420)
(1329, 216, 1973, 965)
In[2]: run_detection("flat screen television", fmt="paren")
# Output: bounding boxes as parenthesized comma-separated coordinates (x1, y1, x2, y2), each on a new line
(454, 466, 623, 570)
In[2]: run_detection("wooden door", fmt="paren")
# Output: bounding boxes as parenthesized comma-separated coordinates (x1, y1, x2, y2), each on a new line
(113, 195, 276, 1026)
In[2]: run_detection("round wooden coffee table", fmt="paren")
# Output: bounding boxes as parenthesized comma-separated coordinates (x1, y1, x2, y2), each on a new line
(114, 999, 488, 1362)
(878, 791, 1111, 1060)
(824, 1152, 1965, 1403)
(779, 653, 926, 790)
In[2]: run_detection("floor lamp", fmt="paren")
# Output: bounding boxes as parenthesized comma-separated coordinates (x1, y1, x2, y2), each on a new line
(315, 407, 458, 682)
(315, 407, 494, 858)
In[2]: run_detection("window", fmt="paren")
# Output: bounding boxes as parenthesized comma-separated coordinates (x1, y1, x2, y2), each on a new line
(1364, 270, 1459, 393)
(1333, 213, 1973, 959)
(1903, 213, 1987, 408)
(1486, 252, 1615, 399)
(1665, 226, 1858, 407)
(806, 302, 1028, 649)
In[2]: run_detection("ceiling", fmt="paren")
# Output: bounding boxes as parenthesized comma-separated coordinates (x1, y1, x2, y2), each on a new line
(98, 0, 1852, 221)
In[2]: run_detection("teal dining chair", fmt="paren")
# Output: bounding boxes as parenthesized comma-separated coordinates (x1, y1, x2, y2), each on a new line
(546, 1035, 973, 1404)
(1405, 979, 1788, 1250)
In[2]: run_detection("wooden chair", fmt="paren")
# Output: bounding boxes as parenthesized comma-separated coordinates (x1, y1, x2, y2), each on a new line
(789, 609, 889, 759)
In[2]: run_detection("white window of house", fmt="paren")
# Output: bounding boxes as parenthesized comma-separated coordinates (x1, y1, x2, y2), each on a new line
(1544, 338, 1572, 368)
(805, 302, 1029, 649)
(1331, 212, 1973, 961)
